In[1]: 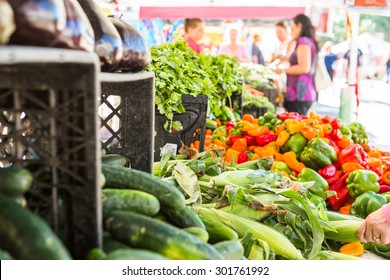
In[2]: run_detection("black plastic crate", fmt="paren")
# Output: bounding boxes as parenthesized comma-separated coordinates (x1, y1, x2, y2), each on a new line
(255, 86, 279, 106)
(99, 72, 155, 173)
(0, 46, 101, 260)
(242, 106, 269, 118)
(225, 91, 243, 116)
(154, 94, 208, 161)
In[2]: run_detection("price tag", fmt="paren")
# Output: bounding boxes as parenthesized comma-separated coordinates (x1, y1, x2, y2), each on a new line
(160, 143, 178, 157)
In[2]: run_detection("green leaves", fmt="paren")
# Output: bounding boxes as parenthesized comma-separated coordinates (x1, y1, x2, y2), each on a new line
(146, 39, 242, 131)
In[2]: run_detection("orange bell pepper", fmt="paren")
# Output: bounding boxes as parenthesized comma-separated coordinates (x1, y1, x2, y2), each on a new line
(213, 138, 227, 148)
(287, 123, 304, 134)
(301, 126, 319, 140)
(282, 151, 305, 173)
(339, 242, 364, 257)
(317, 125, 325, 138)
(336, 138, 353, 149)
(193, 140, 200, 151)
(242, 114, 255, 123)
(240, 120, 255, 132)
(247, 125, 269, 137)
(321, 123, 333, 135)
(254, 146, 276, 158)
(369, 150, 382, 158)
(274, 152, 284, 162)
(276, 130, 290, 146)
(339, 204, 351, 215)
(204, 135, 212, 146)
(320, 137, 330, 144)
(206, 129, 213, 136)
(214, 119, 222, 127)
(274, 124, 286, 134)
(301, 119, 319, 128)
(231, 138, 247, 153)
(225, 148, 240, 164)
(309, 111, 322, 123)
(383, 171, 390, 185)
(366, 158, 382, 168)
(341, 162, 365, 172)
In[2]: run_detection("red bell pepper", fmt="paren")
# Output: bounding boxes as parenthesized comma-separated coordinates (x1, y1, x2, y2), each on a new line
(329, 128, 343, 142)
(238, 153, 249, 164)
(379, 185, 390, 194)
(225, 121, 236, 133)
(337, 144, 369, 167)
(326, 170, 343, 185)
(327, 171, 351, 210)
(277, 112, 300, 121)
(322, 115, 341, 129)
(367, 165, 383, 184)
(229, 136, 243, 146)
(256, 133, 277, 146)
(318, 164, 337, 178)
(244, 135, 256, 146)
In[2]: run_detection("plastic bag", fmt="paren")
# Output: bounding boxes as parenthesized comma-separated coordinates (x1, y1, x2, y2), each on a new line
(77, 0, 123, 72)
(62, 0, 94, 51)
(8, 0, 94, 52)
(314, 56, 332, 92)
(0, 0, 15, 44)
(8, 0, 68, 47)
(109, 17, 150, 73)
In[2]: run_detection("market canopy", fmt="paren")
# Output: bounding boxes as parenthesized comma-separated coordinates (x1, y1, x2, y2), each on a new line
(332, 32, 390, 54)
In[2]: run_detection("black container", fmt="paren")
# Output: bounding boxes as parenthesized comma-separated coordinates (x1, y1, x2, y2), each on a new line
(242, 106, 269, 118)
(255, 86, 279, 106)
(0, 46, 101, 259)
(225, 91, 242, 116)
(99, 72, 155, 173)
(154, 94, 208, 161)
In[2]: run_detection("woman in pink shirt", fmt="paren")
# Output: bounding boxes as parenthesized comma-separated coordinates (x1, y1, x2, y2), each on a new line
(218, 28, 249, 63)
(359, 203, 390, 244)
(183, 18, 205, 54)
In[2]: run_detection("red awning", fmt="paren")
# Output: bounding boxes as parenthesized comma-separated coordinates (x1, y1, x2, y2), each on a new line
(139, 6, 306, 19)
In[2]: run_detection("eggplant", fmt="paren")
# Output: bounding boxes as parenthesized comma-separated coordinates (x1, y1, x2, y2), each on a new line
(109, 17, 150, 73)
(0, 0, 15, 44)
(77, 0, 123, 72)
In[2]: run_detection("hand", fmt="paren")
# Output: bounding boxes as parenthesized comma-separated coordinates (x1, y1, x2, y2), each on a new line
(275, 68, 284, 75)
(358, 207, 390, 244)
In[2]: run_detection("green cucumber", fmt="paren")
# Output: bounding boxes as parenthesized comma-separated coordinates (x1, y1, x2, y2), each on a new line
(198, 212, 239, 243)
(102, 189, 160, 217)
(102, 154, 127, 167)
(103, 234, 132, 253)
(102, 165, 186, 210)
(0, 166, 33, 197)
(0, 195, 71, 260)
(87, 248, 107, 260)
(106, 248, 168, 260)
(206, 119, 218, 129)
(0, 248, 13, 260)
(213, 240, 245, 260)
(163, 207, 205, 229)
(183, 227, 209, 242)
(104, 211, 223, 260)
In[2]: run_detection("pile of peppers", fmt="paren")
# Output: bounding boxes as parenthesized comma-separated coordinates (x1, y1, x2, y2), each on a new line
(205, 111, 390, 216)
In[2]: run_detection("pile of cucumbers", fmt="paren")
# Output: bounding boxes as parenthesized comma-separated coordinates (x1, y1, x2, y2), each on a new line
(98, 155, 244, 260)
(0, 166, 71, 260)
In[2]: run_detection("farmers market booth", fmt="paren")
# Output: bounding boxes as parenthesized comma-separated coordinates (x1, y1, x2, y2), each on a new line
(1, 0, 390, 264)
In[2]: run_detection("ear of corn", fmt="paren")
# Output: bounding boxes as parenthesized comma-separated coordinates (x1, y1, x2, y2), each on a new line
(324, 220, 362, 243)
(199, 207, 304, 260)
(311, 250, 363, 260)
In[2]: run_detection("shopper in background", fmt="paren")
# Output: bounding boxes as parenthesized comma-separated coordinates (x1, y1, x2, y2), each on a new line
(271, 20, 296, 63)
(183, 18, 205, 54)
(358, 203, 390, 245)
(322, 41, 338, 81)
(218, 27, 249, 62)
(275, 14, 318, 116)
(386, 54, 390, 83)
(251, 34, 264, 65)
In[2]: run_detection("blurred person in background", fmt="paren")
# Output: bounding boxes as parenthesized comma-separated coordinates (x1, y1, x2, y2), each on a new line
(275, 14, 318, 116)
(218, 27, 249, 62)
(271, 20, 296, 63)
(183, 18, 205, 54)
(322, 41, 338, 81)
(251, 34, 264, 65)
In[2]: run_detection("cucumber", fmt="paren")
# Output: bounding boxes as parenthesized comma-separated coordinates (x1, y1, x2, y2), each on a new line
(206, 119, 218, 129)
(0, 166, 33, 197)
(213, 240, 244, 260)
(104, 211, 223, 260)
(102, 189, 160, 217)
(198, 212, 239, 243)
(102, 154, 127, 167)
(103, 234, 132, 253)
(0, 248, 13, 260)
(87, 248, 107, 260)
(183, 227, 209, 243)
(106, 248, 168, 260)
(0, 195, 71, 260)
(102, 165, 186, 210)
(163, 207, 205, 229)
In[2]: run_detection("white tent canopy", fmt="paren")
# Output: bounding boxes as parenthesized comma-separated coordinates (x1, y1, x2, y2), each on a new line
(332, 32, 390, 55)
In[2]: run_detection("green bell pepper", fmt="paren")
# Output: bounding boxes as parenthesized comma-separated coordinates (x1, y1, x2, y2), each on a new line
(281, 132, 308, 159)
(258, 113, 279, 130)
(273, 160, 292, 174)
(382, 192, 390, 203)
(299, 138, 337, 171)
(230, 128, 244, 136)
(348, 122, 368, 145)
(339, 124, 352, 139)
(346, 170, 380, 198)
(298, 167, 329, 198)
(350, 191, 387, 218)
